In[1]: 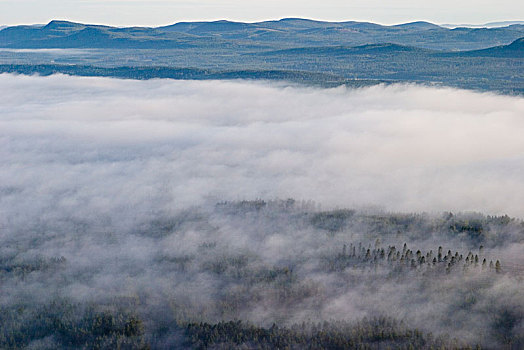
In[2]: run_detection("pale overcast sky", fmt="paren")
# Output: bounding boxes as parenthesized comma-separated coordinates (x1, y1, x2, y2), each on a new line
(1, 0, 523, 26)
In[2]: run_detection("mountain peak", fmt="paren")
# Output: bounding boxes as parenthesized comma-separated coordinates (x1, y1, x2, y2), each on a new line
(278, 18, 321, 23)
(44, 20, 83, 29)
(509, 36, 524, 46)
(392, 21, 441, 29)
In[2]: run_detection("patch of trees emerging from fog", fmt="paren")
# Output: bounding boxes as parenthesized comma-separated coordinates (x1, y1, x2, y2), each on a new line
(0, 200, 522, 349)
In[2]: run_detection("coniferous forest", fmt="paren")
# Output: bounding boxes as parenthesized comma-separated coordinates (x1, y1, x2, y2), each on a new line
(1, 199, 522, 349)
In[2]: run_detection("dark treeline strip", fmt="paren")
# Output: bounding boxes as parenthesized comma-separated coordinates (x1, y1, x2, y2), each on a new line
(322, 241, 502, 274)
(0, 64, 384, 88)
(0, 300, 477, 350)
(183, 318, 478, 350)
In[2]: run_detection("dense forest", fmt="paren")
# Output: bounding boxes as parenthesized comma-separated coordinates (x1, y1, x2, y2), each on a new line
(1, 199, 522, 349)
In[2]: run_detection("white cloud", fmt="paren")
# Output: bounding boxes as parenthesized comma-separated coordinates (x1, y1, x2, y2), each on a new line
(1, 73, 523, 348)
(1, 74, 524, 225)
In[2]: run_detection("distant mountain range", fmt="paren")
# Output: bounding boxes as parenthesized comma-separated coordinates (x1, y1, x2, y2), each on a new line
(0, 19, 522, 94)
(441, 21, 524, 29)
(260, 37, 523, 58)
(451, 37, 523, 57)
(1, 19, 523, 51)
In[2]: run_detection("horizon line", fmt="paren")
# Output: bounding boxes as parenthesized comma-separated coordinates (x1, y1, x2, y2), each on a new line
(2, 17, 523, 29)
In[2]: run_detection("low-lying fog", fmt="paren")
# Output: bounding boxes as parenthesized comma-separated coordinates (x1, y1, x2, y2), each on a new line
(2, 74, 524, 221)
(0, 74, 523, 348)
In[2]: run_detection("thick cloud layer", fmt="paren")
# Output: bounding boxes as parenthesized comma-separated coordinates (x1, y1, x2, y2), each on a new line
(1, 74, 523, 348)
(2, 74, 523, 223)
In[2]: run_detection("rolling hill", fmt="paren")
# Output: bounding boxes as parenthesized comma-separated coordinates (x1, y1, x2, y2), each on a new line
(1, 19, 523, 50)
(0, 19, 522, 94)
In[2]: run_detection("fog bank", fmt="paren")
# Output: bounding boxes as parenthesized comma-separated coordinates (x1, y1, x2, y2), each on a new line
(1, 74, 523, 348)
(2, 74, 523, 222)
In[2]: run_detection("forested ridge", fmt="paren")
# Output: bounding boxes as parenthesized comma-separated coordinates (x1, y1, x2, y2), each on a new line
(1, 19, 522, 94)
